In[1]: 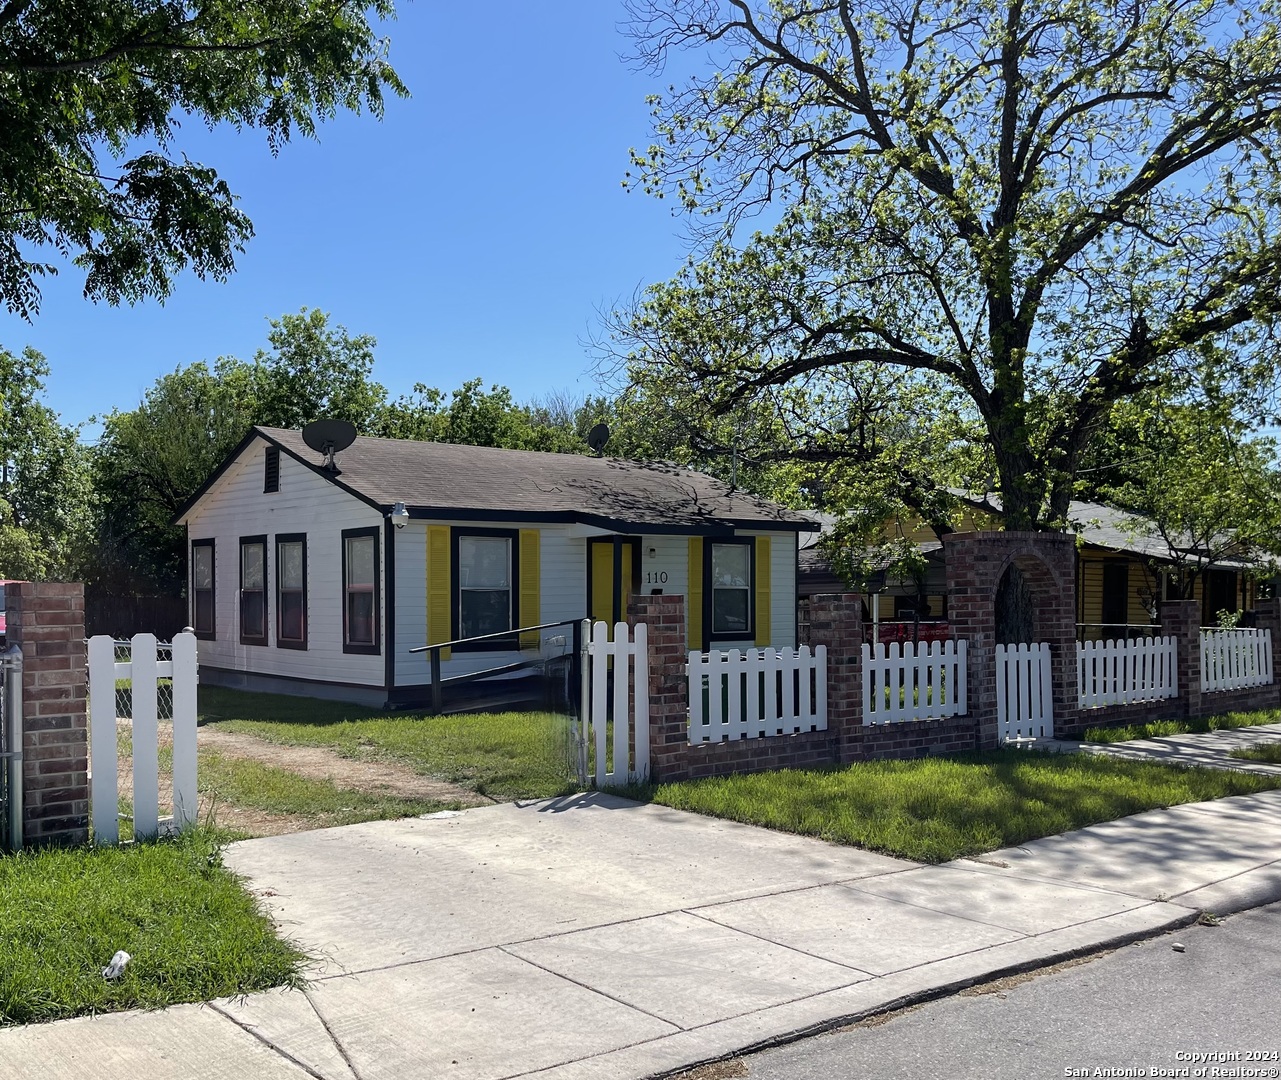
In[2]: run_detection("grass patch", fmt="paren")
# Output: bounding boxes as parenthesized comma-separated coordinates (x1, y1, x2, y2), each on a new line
(199, 688, 577, 800)
(641, 750, 1281, 863)
(0, 830, 304, 1025)
(198, 750, 455, 827)
(1228, 743, 1281, 764)
(1084, 709, 1281, 744)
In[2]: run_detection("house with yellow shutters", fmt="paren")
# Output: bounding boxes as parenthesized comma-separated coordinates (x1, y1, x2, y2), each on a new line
(175, 426, 816, 707)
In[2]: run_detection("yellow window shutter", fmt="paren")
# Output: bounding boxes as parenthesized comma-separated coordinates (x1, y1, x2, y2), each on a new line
(427, 525, 451, 661)
(519, 529, 540, 648)
(687, 537, 703, 652)
(755, 536, 772, 647)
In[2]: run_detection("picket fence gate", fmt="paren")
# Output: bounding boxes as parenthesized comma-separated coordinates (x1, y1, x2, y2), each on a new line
(581, 620, 649, 787)
(688, 645, 827, 743)
(1077, 636, 1178, 708)
(996, 642, 1054, 744)
(88, 632, 198, 843)
(861, 639, 967, 724)
(1200, 628, 1273, 693)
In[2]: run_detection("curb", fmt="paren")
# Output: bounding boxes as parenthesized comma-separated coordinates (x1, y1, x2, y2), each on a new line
(652, 905, 1202, 1080)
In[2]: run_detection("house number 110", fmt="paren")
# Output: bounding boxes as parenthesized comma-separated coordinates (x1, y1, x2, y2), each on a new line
(645, 571, 668, 584)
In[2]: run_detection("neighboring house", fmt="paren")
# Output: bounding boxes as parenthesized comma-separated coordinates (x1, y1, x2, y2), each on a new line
(798, 497, 1265, 638)
(175, 426, 816, 706)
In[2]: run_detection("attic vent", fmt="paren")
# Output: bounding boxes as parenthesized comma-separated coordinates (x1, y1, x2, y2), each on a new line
(264, 446, 280, 493)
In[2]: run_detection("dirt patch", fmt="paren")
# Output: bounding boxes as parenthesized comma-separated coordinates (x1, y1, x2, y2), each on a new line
(670, 1061, 749, 1080)
(195, 726, 493, 807)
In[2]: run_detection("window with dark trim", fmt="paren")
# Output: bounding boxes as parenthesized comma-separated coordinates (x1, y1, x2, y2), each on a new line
(264, 446, 280, 493)
(705, 539, 755, 641)
(342, 527, 380, 654)
(239, 535, 268, 645)
(452, 528, 519, 650)
(191, 538, 216, 640)
(276, 533, 307, 649)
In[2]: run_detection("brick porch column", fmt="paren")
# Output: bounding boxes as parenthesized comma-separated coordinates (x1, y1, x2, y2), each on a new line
(7, 582, 89, 846)
(806, 593, 864, 763)
(627, 594, 689, 783)
(1159, 599, 1201, 720)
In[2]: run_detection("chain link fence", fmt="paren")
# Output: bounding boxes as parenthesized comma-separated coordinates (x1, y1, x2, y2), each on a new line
(112, 639, 175, 721)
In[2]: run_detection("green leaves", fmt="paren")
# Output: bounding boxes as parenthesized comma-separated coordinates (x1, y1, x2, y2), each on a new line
(619, 0, 1281, 528)
(0, 0, 407, 317)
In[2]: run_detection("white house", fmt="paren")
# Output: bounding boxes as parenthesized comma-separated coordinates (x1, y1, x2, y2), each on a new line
(175, 426, 817, 706)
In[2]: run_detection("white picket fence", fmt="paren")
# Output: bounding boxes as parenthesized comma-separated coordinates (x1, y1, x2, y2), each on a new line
(688, 645, 827, 743)
(88, 632, 198, 844)
(996, 642, 1054, 744)
(581, 620, 649, 787)
(1201, 628, 1273, 693)
(861, 640, 967, 724)
(1077, 636, 1178, 708)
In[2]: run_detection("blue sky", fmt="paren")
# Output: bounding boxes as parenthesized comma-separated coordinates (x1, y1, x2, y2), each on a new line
(0, 2, 695, 429)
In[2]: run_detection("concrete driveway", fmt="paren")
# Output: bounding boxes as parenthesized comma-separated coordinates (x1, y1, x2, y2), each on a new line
(7, 790, 1281, 1080)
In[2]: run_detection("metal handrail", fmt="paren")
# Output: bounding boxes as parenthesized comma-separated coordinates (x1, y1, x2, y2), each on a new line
(408, 619, 575, 654)
(410, 619, 583, 715)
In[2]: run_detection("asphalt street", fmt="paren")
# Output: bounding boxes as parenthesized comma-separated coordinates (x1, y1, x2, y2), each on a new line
(731, 902, 1281, 1080)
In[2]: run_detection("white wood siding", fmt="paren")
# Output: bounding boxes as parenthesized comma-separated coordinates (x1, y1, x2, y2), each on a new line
(637, 531, 797, 652)
(184, 438, 386, 688)
(393, 521, 588, 686)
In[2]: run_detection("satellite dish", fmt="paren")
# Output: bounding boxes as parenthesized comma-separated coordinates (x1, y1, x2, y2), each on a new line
(586, 423, 610, 457)
(302, 419, 357, 474)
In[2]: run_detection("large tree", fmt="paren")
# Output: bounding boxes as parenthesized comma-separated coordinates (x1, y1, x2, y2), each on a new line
(0, 346, 93, 580)
(0, 0, 405, 318)
(614, 0, 1281, 531)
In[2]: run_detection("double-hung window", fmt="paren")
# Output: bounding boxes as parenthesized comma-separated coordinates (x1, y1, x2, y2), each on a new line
(455, 531, 516, 645)
(191, 539, 215, 639)
(239, 535, 268, 645)
(276, 534, 307, 649)
(342, 528, 380, 653)
(708, 540, 754, 639)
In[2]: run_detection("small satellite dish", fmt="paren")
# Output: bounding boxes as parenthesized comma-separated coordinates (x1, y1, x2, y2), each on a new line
(586, 423, 610, 457)
(302, 419, 357, 474)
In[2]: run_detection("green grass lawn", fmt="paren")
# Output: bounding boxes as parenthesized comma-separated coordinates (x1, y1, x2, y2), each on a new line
(1229, 743, 1281, 764)
(199, 688, 578, 800)
(197, 750, 455, 826)
(111, 727, 456, 837)
(641, 750, 1281, 863)
(1083, 708, 1281, 744)
(0, 830, 304, 1025)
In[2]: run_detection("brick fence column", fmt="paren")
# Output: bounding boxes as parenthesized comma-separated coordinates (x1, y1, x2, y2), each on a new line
(1159, 599, 1201, 720)
(806, 593, 864, 763)
(628, 594, 689, 783)
(7, 582, 89, 846)
(1254, 598, 1281, 710)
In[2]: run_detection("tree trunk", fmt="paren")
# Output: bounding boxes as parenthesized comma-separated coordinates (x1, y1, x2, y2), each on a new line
(995, 563, 1035, 644)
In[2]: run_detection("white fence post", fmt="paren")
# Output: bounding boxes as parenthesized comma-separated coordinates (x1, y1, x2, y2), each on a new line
(88, 636, 119, 844)
(88, 632, 199, 845)
(585, 620, 650, 786)
(170, 632, 199, 829)
(687, 646, 828, 743)
(861, 639, 968, 725)
(1201, 628, 1273, 693)
(1077, 636, 1178, 709)
(997, 642, 1053, 744)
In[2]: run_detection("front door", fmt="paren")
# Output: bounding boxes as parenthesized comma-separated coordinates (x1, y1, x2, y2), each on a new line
(588, 538, 639, 627)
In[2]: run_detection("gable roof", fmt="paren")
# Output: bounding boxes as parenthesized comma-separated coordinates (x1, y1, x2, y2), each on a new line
(177, 426, 818, 534)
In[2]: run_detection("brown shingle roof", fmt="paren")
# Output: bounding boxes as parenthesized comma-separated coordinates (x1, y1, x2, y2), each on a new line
(240, 427, 816, 533)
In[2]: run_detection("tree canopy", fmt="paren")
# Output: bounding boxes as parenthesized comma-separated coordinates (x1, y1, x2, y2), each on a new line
(612, 0, 1281, 531)
(0, 0, 405, 319)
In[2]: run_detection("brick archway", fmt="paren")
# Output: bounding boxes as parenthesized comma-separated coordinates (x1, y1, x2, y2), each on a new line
(942, 532, 1079, 745)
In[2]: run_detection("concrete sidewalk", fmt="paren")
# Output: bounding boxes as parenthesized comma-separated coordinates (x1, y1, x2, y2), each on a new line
(4, 790, 1281, 1080)
(1073, 720, 1281, 775)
